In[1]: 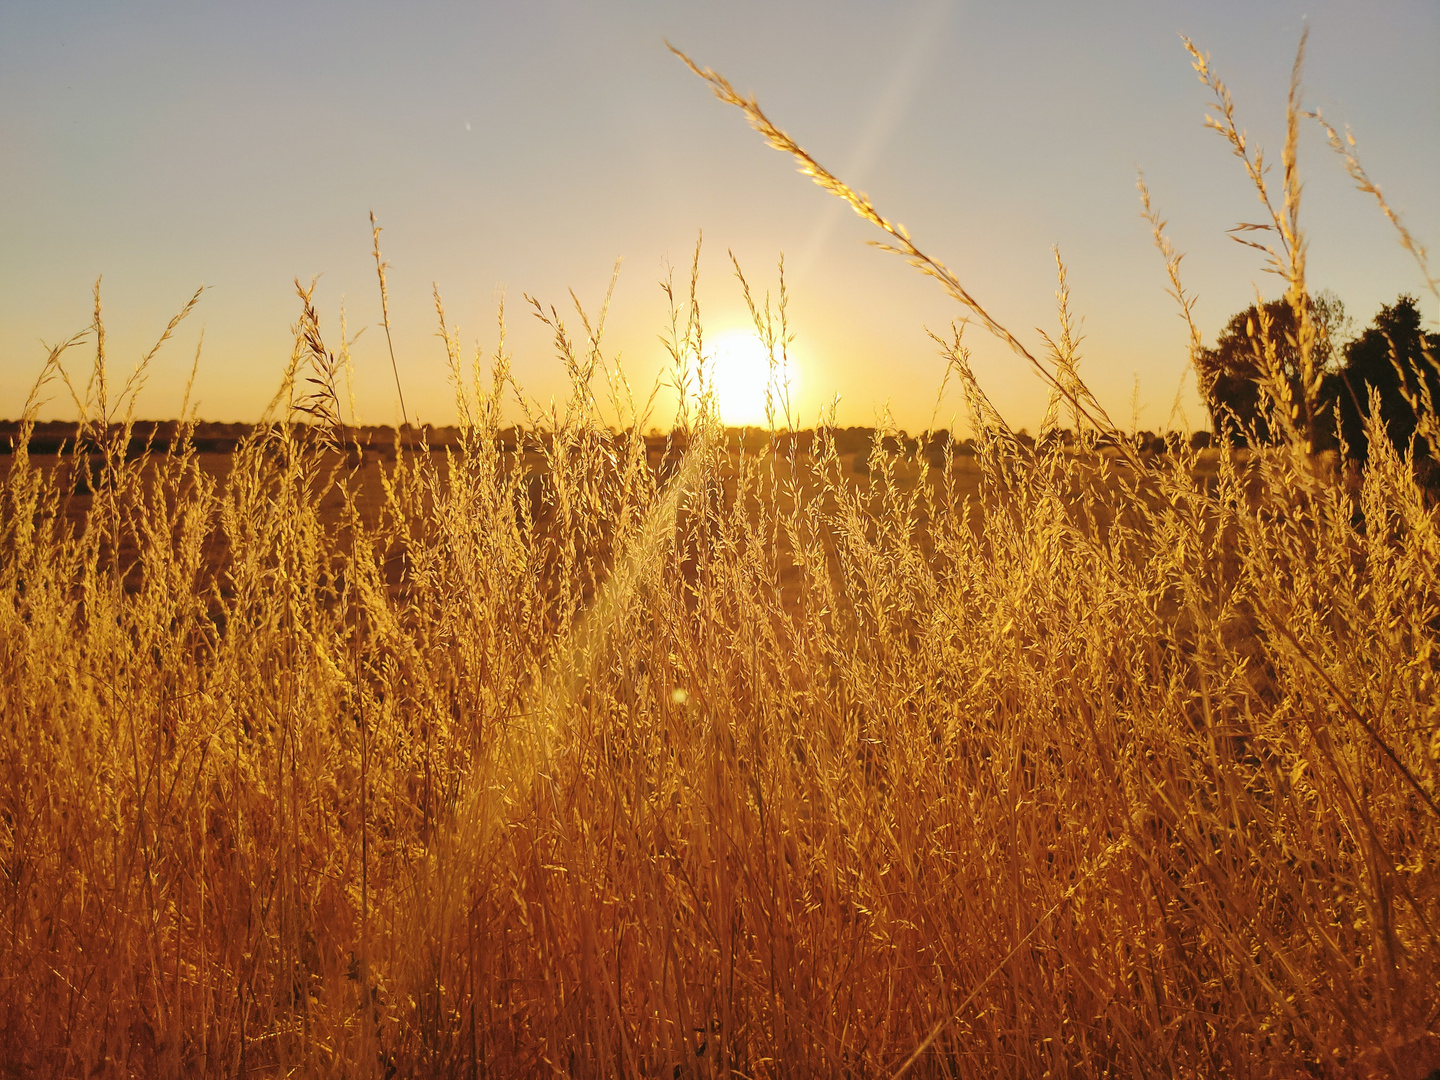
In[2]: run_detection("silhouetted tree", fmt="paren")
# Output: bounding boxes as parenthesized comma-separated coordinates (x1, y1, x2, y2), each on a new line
(1322, 295, 1440, 461)
(1197, 291, 1350, 443)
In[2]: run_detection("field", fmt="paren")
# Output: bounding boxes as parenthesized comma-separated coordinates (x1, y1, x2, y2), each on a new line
(3, 42, 1439, 1080)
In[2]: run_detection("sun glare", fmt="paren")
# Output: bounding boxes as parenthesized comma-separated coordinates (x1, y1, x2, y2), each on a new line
(704, 330, 800, 428)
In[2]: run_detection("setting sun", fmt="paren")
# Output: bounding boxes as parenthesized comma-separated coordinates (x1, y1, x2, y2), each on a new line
(704, 329, 800, 427)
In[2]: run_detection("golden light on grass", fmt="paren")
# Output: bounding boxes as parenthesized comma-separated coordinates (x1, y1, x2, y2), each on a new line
(1, 31, 1438, 1080)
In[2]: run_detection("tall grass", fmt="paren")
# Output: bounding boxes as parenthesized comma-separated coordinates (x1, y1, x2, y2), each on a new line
(2, 37, 1438, 1080)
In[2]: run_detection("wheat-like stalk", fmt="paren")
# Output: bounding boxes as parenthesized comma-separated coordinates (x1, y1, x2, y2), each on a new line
(1307, 108, 1439, 304)
(371, 210, 411, 429)
(667, 42, 1134, 459)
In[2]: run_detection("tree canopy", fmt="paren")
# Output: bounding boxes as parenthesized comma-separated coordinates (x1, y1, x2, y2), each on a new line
(1201, 292, 1438, 461)
(1321, 295, 1440, 460)
(1196, 291, 1349, 444)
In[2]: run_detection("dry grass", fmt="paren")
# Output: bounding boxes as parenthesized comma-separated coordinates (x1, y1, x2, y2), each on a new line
(2, 37, 1439, 1080)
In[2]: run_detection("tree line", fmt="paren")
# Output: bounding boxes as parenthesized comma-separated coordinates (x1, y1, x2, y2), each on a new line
(1198, 292, 1439, 462)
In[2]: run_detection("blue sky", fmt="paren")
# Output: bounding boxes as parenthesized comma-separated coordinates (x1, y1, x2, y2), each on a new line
(2, 1, 1436, 431)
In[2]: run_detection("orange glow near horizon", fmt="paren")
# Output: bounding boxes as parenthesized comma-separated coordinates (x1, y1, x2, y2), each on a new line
(0, 5, 1434, 433)
(703, 328, 802, 429)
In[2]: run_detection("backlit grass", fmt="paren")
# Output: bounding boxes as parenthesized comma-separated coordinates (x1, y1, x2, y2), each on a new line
(2, 36, 1437, 1080)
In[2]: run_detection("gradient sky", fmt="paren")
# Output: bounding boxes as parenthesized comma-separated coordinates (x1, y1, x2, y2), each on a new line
(3, 1, 1436, 433)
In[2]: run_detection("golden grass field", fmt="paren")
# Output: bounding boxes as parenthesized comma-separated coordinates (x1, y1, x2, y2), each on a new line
(2, 37, 1439, 1080)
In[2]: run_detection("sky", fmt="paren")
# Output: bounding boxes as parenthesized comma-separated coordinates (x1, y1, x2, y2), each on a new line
(2, 0, 1437, 433)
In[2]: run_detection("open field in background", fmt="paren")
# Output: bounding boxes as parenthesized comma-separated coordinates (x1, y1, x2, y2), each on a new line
(0, 420, 1232, 617)
(3, 34, 1440, 1080)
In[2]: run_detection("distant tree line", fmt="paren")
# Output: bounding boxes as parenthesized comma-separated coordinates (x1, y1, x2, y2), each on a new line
(17, 291, 1437, 473)
(1197, 292, 1440, 462)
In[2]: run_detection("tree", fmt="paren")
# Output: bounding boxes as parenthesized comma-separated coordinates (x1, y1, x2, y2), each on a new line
(1196, 291, 1350, 444)
(1322, 295, 1440, 461)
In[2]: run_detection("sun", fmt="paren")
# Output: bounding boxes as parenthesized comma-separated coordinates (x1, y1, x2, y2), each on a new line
(703, 330, 801, 428)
